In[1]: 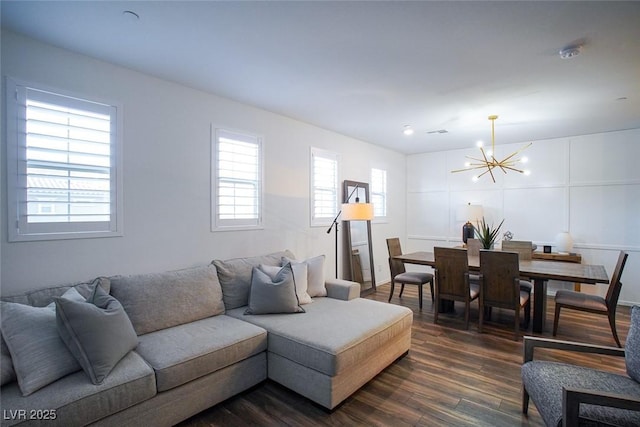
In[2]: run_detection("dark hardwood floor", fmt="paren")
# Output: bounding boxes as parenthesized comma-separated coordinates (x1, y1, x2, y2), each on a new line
(178, 284, 631, 426)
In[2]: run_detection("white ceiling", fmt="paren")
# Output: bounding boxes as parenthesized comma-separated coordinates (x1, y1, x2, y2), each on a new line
(2, 1, 639, 154)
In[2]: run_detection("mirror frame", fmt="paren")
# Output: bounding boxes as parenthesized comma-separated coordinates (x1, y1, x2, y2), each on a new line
(343, 180, 376, 296)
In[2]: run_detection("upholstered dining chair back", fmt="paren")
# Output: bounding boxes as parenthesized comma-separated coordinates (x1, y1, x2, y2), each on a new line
(501, 240, 533, 260)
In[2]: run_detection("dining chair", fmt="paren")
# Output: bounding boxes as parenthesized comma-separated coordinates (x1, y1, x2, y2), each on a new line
(553, 250, 628, 347)
(478, 250, 532, 340)
(386, 238, 434, 310)
(433, 247, 479, 329)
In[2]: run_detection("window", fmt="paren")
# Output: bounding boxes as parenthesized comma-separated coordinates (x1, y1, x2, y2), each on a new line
(310, 148, 339, 226)
(371, 168, 387, 218)
(6, 78, 122, 241)
(212, 127, 263, 230)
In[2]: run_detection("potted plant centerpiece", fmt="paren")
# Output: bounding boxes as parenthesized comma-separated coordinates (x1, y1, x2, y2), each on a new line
(475, 217, 505, 249)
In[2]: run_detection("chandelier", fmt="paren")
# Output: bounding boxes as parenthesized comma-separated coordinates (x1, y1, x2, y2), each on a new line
(452, 115, 531, 183)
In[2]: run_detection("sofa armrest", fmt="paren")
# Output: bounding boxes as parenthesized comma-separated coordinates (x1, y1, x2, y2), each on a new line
(523, 336, 625, 363)
(325, 279, 360, 301)
(563, 387, 640, 425)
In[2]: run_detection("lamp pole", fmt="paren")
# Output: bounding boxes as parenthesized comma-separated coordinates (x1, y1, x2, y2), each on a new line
(326, 184, 360, 278)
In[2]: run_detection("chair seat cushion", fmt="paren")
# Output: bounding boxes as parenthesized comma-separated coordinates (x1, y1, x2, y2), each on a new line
(519, 280, 533, 292)
(470, 283, 480, 299)
(394, 272, 433, 285)
(555, 289, 607, 311)
(522, 360, 640, 427)
(520, 290, 531, 306)
(136, 315, 267, 392)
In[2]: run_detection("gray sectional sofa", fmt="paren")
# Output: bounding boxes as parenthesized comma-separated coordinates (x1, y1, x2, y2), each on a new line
(1, 251, 412, 426)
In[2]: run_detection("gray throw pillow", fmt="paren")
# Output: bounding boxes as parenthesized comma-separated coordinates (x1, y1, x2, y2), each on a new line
(245, 263, 305, 315)
(1, 337, 16, 386)
(56, 284, 139, 385)
(625, 305, 640, 382)
(213, 250, 296, 310)
(260, 262, 312, 305)
(0, 293, 81, 396)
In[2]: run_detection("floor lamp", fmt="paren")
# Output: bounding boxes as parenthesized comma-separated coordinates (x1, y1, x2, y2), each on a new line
(326, 185, 374, 278)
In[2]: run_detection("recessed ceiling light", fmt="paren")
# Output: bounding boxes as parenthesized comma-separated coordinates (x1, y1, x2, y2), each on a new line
(403, 125, 414, 136)
(123, 10, 140, 22)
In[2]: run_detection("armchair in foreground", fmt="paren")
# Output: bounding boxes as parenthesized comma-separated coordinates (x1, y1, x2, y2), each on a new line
(521, 306, 640, 426)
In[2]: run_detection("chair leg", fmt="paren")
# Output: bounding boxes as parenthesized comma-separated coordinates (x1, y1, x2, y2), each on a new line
(478, 302, 484, 333)
(464, 301, 470, 330)
(522, 388, 530, 414)
(553, 304, 561, 336)
(399, 284, 405, 298)
(609, 311, 622, 347)
(388, 280, 395, 302)
(418, 285, 423, 310)
(429, 280, 435, 302)
(522, 299, 531, 329)
(514, 306, 520, 341)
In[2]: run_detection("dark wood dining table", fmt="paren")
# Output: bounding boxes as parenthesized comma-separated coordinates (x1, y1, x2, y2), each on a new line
(394, 251, 609, 333)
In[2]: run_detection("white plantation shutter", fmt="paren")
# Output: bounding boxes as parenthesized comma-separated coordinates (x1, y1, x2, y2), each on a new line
(311, 148, 339, 226)
(371, 168, 387, 218)
(7, 79, 122, 241)
(213, 128, 262, 229)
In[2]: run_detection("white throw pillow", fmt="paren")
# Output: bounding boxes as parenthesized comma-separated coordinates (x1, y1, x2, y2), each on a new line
(283, 255, 326, 298)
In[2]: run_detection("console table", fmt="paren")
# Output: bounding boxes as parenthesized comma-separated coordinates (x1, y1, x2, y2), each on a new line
(532, 252, 582, 291)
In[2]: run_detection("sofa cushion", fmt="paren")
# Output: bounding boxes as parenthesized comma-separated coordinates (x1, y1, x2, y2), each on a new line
(1, 277, 111, 307)
(56, 284, 139, 385)
(625, 305, 640, 382)
(260, 262, 312, 305)
(521, 360, 640, 427)
(0, 351, 155, 427)
(245, 264, 305, 315)
(110, 265, 225, 335)
(213, 250, 296, 310)
(284, 254, 327, 297)
(1, 296, 81, 396)
(135, 315, 267, 392)
(227, 297, 413, 376)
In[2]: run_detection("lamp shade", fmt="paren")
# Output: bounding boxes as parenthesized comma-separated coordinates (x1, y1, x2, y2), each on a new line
(341, 202, 374, 221)
(555, 231, 574, 253)
(464, 204, 484, 223)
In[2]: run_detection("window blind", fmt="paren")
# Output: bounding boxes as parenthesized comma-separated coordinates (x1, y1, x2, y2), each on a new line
(311, 149, 338, 223)
(6, 79, 121, 241)
(214, 129, 262, 228)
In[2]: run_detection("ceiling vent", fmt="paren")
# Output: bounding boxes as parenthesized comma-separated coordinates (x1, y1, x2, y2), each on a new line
(427, 129, 448, 134)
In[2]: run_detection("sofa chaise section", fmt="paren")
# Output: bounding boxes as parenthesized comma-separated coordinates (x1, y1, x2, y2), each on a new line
(227, 296, 413, 409)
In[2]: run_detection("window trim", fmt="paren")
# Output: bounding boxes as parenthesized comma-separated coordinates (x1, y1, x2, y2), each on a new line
(5, 77, 124, 242)
(310, 147, 340, 227)
(211, 125, 264, 232)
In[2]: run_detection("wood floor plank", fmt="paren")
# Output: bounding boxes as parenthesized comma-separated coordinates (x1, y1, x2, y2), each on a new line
(177, 283, 631, 426)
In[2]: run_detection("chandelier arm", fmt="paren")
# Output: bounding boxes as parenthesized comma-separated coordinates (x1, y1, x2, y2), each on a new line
(499, 142, 533, 164)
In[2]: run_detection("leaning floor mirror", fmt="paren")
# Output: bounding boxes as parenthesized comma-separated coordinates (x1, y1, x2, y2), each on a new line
(343, 180, 376, 296)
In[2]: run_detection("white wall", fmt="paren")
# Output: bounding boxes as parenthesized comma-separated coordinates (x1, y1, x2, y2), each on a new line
(0, 31, 406, 295)
(406, 128, 640, 304)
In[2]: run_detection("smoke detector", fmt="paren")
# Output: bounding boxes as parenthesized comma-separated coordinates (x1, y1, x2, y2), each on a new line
(559, 45, 582, 59)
